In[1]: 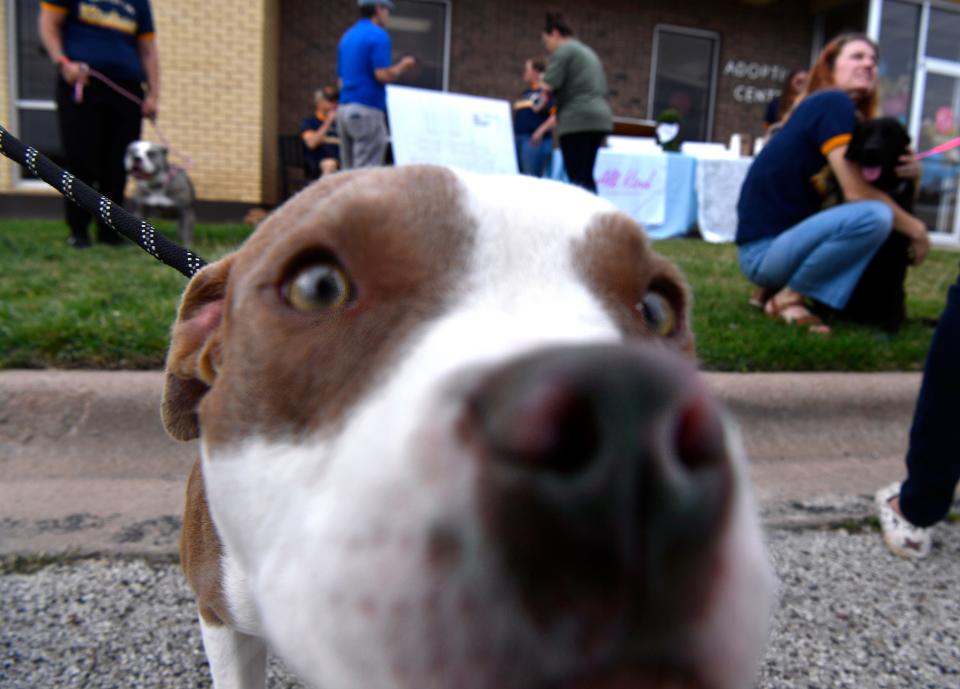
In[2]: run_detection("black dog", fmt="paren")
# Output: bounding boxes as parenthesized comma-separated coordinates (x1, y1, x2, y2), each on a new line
(816, 118, 916, 332)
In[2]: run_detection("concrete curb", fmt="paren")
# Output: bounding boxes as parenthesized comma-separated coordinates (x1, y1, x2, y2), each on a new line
(0, 369, 923, 556)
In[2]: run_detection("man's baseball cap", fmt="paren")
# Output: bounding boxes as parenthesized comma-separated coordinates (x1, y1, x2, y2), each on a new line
(358, 0, 395, 8)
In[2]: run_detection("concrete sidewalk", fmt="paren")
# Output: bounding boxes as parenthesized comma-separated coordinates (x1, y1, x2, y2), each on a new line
(0, 369, 924, 557)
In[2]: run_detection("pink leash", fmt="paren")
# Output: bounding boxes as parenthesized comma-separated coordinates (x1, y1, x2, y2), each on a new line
(914, 137, 960, 161)
(73, 65, 194, 173)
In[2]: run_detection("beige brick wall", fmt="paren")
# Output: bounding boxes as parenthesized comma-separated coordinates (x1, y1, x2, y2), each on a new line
(150, 0, 276, 203)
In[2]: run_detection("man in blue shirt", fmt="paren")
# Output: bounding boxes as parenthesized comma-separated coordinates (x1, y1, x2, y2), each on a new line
(337, 0, 416, 169)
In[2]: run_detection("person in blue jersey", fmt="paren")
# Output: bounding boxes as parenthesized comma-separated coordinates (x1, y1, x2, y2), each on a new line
(301, 86, 341, 180)
(39, 0, 160, 248)
(513, 58, 556, 177)
(336, 0, 416, 170)
(736, 34, 928, 334)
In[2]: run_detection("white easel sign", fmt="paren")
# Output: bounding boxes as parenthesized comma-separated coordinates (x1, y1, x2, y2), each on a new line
(386, 85, 518, 175)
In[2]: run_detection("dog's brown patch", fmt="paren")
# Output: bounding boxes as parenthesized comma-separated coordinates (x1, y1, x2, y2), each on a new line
(573, 213, 694, 354)
(180, 459, 232, 626)
(164, 165, 475, 450)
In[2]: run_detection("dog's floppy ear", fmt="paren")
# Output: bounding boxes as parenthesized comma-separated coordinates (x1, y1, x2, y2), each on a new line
(162, 256, 233, 441)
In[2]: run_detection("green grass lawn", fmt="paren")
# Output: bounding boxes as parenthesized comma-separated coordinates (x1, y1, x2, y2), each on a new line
(0, 220, 250, 370)
(0, 219, 955, 371)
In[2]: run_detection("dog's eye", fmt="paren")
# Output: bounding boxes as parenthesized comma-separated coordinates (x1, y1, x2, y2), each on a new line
(284, 262, 350, 311)
(637, 292, 676, 336)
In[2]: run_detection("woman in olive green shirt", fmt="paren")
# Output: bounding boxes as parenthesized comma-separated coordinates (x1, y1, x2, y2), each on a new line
(536, 12, 613, 193)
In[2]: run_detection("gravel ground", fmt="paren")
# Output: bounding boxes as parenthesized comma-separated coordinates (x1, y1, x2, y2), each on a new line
(1, 522, 957, 689)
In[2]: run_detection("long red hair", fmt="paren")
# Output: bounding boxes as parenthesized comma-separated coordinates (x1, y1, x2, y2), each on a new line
(792, 33, 879, 121)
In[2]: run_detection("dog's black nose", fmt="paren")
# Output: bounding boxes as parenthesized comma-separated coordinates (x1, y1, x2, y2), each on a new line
(465, 344, 733, 638)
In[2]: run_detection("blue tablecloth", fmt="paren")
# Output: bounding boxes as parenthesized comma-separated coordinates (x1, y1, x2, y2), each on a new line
(550, 148, 698, 239)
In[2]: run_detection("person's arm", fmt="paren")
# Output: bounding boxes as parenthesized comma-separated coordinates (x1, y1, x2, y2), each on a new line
(301, 114, 336, 150)
(137, 36, 159, 118)
(894, 148, 923, 202)
(38, 6, 87, 85)
(532, 84, 553, 114)
(530, 113, 556, 145)
(374, 56, 416, 84)
(827, 146, 930, 265)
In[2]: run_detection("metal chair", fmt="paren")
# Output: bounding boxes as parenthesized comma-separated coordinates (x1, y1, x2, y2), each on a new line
(277, 134, 314, 202)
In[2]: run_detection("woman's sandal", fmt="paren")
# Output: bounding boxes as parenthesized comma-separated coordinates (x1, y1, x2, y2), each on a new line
(764, 291, 831, 335)
(749, 286, 775, 310)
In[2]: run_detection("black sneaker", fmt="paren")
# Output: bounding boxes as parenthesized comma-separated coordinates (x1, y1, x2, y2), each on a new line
(67, 235, 91, 249)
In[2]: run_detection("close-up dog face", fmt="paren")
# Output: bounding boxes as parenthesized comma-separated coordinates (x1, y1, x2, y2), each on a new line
(163, 166, 772, 689)
(124, 140, 169, 181)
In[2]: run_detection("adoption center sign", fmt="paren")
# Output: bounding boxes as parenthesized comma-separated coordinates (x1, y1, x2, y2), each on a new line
(594, 148, 667, 226)
(386, 86, 518, 175)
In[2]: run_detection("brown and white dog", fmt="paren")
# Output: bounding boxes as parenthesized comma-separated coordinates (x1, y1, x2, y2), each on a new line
(162, 166, 773, 689)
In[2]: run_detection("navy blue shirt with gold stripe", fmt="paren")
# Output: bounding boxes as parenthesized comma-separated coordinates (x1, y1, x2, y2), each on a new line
(42, 0, 155, 85)
(736, 90, 856, 245)
(513, 86, 555, 136)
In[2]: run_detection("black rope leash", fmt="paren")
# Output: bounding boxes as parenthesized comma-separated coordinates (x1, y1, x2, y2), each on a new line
(0, 124, 206, 278)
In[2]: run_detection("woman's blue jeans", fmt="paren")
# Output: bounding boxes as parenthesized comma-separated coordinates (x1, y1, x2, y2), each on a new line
(738, 201, 894, 309)
(900, 271, 960, 527)
(515, 134, 553, 178)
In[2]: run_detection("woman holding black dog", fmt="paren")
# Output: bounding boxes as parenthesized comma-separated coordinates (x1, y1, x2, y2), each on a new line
(736, 33, 928, 335)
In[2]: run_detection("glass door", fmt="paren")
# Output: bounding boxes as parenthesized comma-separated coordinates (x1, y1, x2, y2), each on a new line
(910, 4, 960, 245)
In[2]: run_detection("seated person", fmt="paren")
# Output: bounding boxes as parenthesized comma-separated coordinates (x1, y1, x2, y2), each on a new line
(300, 86, 340, 180)
(736, 33, 928, 335)
(513, 58, 556, 177)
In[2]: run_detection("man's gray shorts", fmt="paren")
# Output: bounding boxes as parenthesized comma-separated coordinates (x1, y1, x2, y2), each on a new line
(338, 103, 389, 170)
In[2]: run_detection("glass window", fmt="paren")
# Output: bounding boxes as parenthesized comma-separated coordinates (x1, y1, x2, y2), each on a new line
(649, 27, 718, 143)
(17, 0, 58, 101)
(388, 0, 448, 91)
(813, 0, 867, 54)
(926, 6, 960, 62)
(877, 0, 921, 122)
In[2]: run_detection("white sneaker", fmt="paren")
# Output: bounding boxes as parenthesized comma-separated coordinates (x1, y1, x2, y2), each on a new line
(875, 482, 931, 559)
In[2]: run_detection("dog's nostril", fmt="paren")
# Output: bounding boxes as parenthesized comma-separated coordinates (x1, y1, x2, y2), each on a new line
(672, 392, 724, 473)
(479, 379, 600, 476)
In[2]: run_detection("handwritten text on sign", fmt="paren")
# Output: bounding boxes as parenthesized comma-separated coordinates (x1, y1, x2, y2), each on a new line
(594, 150, 667, 226)
(386, 85, 518, 174)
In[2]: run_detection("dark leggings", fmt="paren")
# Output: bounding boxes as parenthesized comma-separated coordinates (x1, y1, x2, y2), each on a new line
(56, 77, 143, 242)
(559, 131, 606, 193)
(900, 270, 960, 527)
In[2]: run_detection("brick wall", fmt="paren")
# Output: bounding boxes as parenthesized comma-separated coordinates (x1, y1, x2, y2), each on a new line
(151, 0, 274, 203)
(278, 0, 814, 147)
